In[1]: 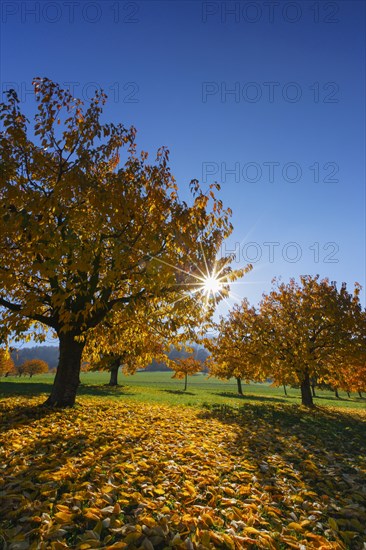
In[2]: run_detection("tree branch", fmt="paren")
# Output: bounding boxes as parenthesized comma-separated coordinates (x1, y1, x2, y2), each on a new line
(0, 297, 57, 328)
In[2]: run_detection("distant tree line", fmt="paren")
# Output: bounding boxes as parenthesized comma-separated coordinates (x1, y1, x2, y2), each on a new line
(11, 346, 59, 369)
(2, 344, 209, 381)
(0, 350, 49, 378)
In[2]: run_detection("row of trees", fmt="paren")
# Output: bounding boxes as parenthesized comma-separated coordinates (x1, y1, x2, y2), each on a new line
(0, 349, 49, 378)
(11, 346, 59, 369)
(206, 276, 366, 407)
(82, 275, 365, 404)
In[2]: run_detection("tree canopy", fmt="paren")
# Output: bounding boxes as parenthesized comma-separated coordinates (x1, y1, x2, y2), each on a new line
(20, 358, 49, 377)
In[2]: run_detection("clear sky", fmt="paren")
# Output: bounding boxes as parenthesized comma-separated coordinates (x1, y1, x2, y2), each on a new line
(1, 0, 365, 322)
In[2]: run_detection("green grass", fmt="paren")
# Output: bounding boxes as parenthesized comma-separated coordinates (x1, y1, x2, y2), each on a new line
(1, 370, 365, 410)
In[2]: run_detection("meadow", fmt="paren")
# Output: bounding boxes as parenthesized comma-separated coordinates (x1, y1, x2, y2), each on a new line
(1, 372, 365, 549)
(1, 371, 366, 410)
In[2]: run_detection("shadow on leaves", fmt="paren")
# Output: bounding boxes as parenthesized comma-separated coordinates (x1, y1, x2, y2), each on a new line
(198, 401, 366, 548)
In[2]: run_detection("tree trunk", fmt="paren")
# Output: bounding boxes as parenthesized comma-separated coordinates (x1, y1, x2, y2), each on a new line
(358, 391, 363, 398)
(311, 384, 316, 397)
(346, 391, 350, 398)
(184, 373, 187, 391)
(300, 371, 314, 407)
(283, 384, 287, 396)
(43, 333, 85, 407)
(108, 359, 120, 386)
(335, 388, 340, 399)
(236, 377, 243, 396)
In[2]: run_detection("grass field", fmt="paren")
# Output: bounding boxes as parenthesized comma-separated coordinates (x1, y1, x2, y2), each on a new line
(1, 372, 366, 549)
(1, 371, 366, 410)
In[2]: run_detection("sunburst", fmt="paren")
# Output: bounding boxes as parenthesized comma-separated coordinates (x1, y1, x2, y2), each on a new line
(125, 237, 252, 312)
(201, 275, 222, 296)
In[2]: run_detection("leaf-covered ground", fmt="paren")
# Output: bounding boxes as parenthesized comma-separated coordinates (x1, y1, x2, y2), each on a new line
(0, 397, 365, 549)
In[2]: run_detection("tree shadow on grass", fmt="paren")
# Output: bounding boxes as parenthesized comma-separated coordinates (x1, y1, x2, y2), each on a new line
(0, 381, 53, 397)
(78, 384, 135, 398)
(162, 389, 196, 396)
(213, 391, 287, 404)
(0, 381, 135, 400)
(314, 394, 358, 403)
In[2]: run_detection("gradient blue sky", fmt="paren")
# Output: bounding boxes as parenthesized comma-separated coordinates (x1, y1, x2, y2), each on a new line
(1, 0, 365, 321)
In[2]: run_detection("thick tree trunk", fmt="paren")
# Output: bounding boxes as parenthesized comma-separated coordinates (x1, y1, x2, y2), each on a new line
(335, 388, 340, 399)
(108, 359, 120, 386)
(184, 373, 188, 391)
(283, 384, 287, 396)
(300, 371, 314, 407)
(43, 333, 85, 407)
(236, 377, 243, 396)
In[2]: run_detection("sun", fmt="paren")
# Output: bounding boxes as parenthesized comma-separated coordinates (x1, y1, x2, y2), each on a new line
(202, 275, 222, 296)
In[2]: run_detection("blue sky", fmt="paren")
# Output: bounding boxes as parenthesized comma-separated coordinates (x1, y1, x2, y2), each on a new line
(1, 0, 365, 321)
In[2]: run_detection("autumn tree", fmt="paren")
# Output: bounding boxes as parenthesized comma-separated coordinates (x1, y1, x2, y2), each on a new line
(171, 355, 203, 391)
(328, 308, 366, 397)
(0, 78, 248, 407)
(21, 358, 49, 377)
(258, 276, 365, 407)
(205, 299, 262, 395)
(0, 348, 16, 377)
(344, 360, 366, 397)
